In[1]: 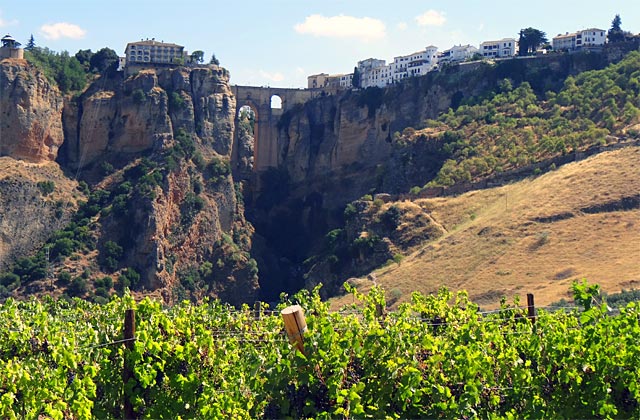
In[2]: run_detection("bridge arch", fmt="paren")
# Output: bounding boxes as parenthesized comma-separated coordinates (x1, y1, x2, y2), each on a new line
(230, 86, 317, 173)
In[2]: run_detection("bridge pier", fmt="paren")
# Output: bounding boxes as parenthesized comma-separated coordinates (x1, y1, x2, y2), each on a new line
(230, 85, 317, 174)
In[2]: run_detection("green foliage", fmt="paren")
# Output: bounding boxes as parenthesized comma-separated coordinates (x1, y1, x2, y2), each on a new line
(180, 193, 205, 226)
(132, 88, 146, 105)
(381, 205, 401, 230)
(89, 47, 118, 73)
(0, 284, 639, 418)
(24, 47, 88, 93)
(37, 180, 55, 196)
(518, 27, 548, 55)
(424, 52, 640, 187)
(190, 50, 204, 64)
(100, 241, 123, 272)
(205, 156, 231, 185)
(99, 161, 114, 175)
(608, 14, 625, 43)
(57, 271, 72, 285)
(352, 66, 361, 88)
(169, 91, 186, 111)
(343, 203, 357, 221)
(67, 277, 88, 297)
(95, 276, 113, 290)
(117, 268, 141, 293)
(0, 272, 20, 288)
(25, 34, 35, 51)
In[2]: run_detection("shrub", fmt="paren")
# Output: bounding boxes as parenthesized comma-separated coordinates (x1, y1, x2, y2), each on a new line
(119, 268, 141, 291)
(57, 271, 72, 285)
(344, 203, 357, 220)
(67, 277, 88, 297)
(101, 241, 123, 272)
(132, 89, 146, 105)
(381, 206, 401, 230)
(0, 272, 20, 287)
(37, 181, 55, 196)
(51, 238, 76, 258)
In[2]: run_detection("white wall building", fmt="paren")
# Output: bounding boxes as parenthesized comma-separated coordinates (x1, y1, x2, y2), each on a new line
(552, 28, 606, 51)
(356, 58, 387, 88)
(125, 39, 186, 65)
(438, 44, 479, 63)
(339, 73, 353, 88)
(392, 46, 438, 82)
(480, 38, 517, 58)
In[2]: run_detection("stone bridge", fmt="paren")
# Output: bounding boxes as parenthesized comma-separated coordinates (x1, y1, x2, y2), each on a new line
(231, 85, 318, 171)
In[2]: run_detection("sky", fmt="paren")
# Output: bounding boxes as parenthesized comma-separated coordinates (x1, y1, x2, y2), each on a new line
(1, 1, 639, 88)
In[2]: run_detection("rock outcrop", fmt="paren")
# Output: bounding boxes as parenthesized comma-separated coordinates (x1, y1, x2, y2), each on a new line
(0, 59, 64, 162)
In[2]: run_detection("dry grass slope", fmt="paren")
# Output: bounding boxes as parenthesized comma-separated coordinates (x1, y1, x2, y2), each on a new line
(330, 147, 640, 309)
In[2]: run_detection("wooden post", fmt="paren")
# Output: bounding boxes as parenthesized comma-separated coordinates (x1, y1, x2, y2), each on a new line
(375, 302, 385, 319)
(281, 305, 307, 355)
(254, 301, 262, 320)
(527, 293, 536, 324)
(123, 309, 136, 420)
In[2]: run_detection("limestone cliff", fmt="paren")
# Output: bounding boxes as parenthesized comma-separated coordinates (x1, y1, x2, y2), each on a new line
(63, 65, 259, 305)
(0, 159, 79, 271)
(0, 58, 64, 162)
(1, 61, 259, 305)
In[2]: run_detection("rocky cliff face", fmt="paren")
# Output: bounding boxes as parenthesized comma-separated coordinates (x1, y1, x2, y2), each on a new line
(0, 159, 79, 270)
(0, 59, 64, 162)
(1, 60, 259, 305)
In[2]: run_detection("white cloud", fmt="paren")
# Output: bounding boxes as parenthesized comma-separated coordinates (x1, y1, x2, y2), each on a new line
(0, 11, 18, 28)
(397, 22, 408, 31)
(259, 70, 285, 83)
(39, 22, 86, 40)
(415, 10, 446, 27)
(294, 14, 386, 41)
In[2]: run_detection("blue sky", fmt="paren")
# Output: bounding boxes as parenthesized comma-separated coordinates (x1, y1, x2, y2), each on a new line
(1, 1, 638, 88)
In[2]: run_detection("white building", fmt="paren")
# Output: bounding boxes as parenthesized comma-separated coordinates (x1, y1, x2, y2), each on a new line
(552, 28, 606, 51)
(480, 38, 517, 58)
(339, 73, 353, 88)
(438, 44, 479, 63)
(392, 46, 438, 82)
(125, 39, 186, 65)
(357, 58, 387, 88)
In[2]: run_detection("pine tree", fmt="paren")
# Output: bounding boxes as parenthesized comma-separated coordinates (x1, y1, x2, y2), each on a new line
(26, 34, 35, 51)
(608, 15, 625, 43)
(352, 67, 361, 89)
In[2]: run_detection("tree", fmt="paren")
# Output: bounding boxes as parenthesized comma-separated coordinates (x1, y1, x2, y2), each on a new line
(26, 34, 35, 51)
(352, 66, 361, 89)
(190, 50, 204, 64)
(89, 47, 118, 73)
(518, 27, 548, 56)
(209, 53, 220, 65)
(75, 49, 93, 69)
(608, 14, 625, 43)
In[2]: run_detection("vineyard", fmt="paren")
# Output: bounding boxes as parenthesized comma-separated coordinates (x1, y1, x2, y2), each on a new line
(1, 281, 639, 419)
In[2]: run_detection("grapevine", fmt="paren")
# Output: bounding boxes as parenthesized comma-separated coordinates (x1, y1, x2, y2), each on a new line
(0, 282, 638, 418)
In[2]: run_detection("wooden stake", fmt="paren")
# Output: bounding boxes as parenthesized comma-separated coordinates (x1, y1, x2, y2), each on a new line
(527, 293, 536, 324)
(123, 309, 136, 420)
(254, 301, 262, 320)
(281, 305, 307, 354)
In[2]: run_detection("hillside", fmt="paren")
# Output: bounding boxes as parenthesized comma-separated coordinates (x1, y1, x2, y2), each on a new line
(328, 146, 640, 309)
